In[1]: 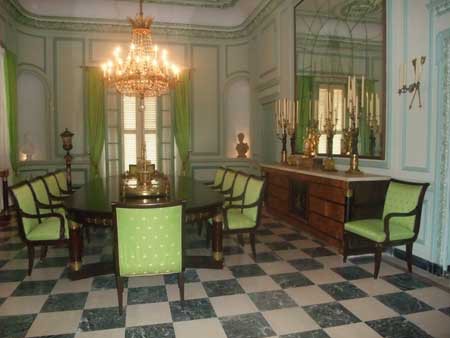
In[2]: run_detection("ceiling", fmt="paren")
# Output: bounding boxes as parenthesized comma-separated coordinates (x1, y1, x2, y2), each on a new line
(16, 0, 265, 28)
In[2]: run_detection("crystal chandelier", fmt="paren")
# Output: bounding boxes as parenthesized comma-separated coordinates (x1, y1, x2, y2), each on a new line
(101, 0, 180, 98)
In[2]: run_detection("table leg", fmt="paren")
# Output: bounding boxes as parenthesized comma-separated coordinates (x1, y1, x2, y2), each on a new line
(0, 171, 10, 221)
(68, 221, 82, 272)
(212, 213, 224, 267)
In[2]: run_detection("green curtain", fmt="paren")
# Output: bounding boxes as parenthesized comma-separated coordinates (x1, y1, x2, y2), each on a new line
(86, 68, 105, 178)
(295, 76, 313, 152)
(4, 50, 18, 174)
(360, 79, 375, 156)
(172, 72, 191, 176)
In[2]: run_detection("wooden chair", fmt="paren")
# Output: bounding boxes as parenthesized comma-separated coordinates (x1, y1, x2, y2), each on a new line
(343, 179, 429, 278)
(43, 173, 71, 201)
(204, 167, 227, 190)
(54, 169, 72, 194)
(9, 181, 68, 275)
(112, 200, 186, 314)
(222, 176, 266, 257)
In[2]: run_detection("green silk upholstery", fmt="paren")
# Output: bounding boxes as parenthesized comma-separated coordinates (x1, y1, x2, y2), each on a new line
(44, 174, 69, 198)
(30, 179, 51, 215)
(382, 181, 422, 231)
(115, 205, 183, 277)
(213, 168, 226, 186)
(220, 170, 236, 197)
(227, 209, 255, 230)
(11, 184, 67, 241)
(228, 174, 249, 206)
(27, 218, 68, 240)
(242, 177, 264, 222)
(345, 181, 423, 243)
(344, 219, 414, 243)
(55, 171, 68, 191)
(11, 184, 39, 236)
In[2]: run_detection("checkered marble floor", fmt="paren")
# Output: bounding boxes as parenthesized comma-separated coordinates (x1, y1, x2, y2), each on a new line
(0, 212, 450, 338)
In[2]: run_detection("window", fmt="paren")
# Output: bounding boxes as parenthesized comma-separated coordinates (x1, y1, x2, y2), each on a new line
(122, 96, 158, 171)
(317, 85, 345, 155)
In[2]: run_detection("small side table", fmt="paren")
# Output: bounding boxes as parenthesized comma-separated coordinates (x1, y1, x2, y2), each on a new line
(0, 169, 10, 221)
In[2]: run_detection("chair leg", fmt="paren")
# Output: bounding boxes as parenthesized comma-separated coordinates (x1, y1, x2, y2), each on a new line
(27, 244, 35, 276)
(84, 225, 91, 244)
(250, 232, 256, 258)
(237, 234, 245, 247)
(40, 245, 48, 261)
(206, 223, 211, 248)
(178, 271, 185, 307)
(343, 232, 349, 263)
(406, 243, 413, 273)
(115, 276, 124, 315)
(374, 245, 382, 279)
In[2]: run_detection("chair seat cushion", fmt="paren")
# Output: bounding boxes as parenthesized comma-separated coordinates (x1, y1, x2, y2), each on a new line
(226, 209, 255, 230)
(344, 218, 415, 243)
(27, 217, 68, 241)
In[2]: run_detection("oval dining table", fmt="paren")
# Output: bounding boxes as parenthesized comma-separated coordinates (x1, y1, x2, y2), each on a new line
(63, 176, 225, 280)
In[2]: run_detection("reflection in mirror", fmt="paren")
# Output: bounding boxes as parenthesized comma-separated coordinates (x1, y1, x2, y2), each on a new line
(295, 0, 385, 159)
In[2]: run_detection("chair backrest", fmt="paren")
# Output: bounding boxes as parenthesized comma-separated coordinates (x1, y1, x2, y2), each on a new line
(382, 179, 429, 232)
(221, 169, 237, 192)
(229, 172, 251, 205)
(30, 177, 51, 206)
(54, 170, 68, 191)
(213, 167, 226, 186)
(10, 182, 40, 237)
(43, 174, 61, 197)
(113, 201, 185, 277)
(242, 177, 265, 223)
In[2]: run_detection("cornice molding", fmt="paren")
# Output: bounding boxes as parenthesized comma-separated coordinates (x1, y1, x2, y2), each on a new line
(1, 0, 284, 39)
(139, 0, 239, 9)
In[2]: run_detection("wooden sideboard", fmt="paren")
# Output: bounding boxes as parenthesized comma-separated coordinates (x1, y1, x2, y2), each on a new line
(262, 164, 390, 251)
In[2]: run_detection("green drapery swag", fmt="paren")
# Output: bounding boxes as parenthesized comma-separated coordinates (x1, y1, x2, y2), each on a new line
(86, 68, 105, 178)
(360, 79, 375, 155)
(295, 76, 313, 152)
(4, 50, 18, 174)
(172, 72, 191, 176)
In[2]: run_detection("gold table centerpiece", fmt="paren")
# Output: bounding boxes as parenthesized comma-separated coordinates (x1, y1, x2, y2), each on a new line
(122, 144, 169, 198)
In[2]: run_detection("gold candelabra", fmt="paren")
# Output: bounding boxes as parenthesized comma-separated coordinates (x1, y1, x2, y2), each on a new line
(275, 98, 298, 164)
(346, 103, 363, 175)
(303, 120, 321, 158)
(322, 113, 338, 171)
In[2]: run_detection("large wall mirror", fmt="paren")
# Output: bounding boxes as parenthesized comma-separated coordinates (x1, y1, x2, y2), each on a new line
(294, 0, 385, 159)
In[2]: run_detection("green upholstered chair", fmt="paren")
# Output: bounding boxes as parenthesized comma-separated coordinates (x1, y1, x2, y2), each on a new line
(224, 172, 251, 206)
(343, 179, 429, 278)
(54, 170, 71, 194)
(217, 169, 237, 198)
(43, 173, 71, 201)
(9, 181, 68, 275)
(112, 201, 186, 314)
(222, 176, 265, 257)
(205, 167, 227, 189)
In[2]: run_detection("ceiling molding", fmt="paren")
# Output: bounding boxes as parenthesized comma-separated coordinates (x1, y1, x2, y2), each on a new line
(135, 0, 239, 9)
(1, 0, 284, 39)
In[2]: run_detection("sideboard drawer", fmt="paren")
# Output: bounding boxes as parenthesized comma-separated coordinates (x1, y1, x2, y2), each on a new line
(309, 212, 343, 240)
(309, 183, 345, 205)
(309, 196, 345, 223)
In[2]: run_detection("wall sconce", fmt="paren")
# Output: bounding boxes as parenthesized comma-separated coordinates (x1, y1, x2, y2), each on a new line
(398, 56, 426, 109)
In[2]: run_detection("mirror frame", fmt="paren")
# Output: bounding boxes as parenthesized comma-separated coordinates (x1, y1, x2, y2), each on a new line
(293, 0, 386, 160)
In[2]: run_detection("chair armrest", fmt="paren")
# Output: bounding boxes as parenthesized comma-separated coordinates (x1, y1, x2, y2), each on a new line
(203, 181, 214, 186)
(49, 193, 67, 201)
(60, 188, 73, 195)
(38, 212, 66, 239)
(222, 205, 242, 230)
(36, 201, 65, 213)
(383, 208, 418, 241)
(224, 193, 244, 203)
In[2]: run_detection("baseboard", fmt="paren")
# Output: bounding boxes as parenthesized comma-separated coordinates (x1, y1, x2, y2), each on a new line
(391, 248, 447, 276)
